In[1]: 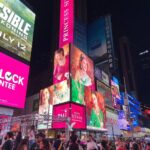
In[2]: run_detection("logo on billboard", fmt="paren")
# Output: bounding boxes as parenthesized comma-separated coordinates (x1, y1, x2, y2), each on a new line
(0, 69, 24, 90)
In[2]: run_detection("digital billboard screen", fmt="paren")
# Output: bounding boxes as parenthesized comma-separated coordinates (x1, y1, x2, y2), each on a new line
(0, 0, 35, 61)
(0, 52, 29, 108)
(97, 81, 113, 107)
(111, 78, 121, 109)
(52, 103, 86, 129)
(53, 44, 69, 84)
(71, 44, 95, 90)
(51, 80, 70, 105)
(59, 0, 74, 48)
(118, 110, 130, 130)
(88, 17, 107, 62)
(86, 91, 106, 130)
(71, 79, 85, 105)
(38, 88, 53, 130)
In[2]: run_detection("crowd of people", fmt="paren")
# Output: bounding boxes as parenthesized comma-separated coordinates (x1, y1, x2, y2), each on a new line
(0, 127, 150, 150)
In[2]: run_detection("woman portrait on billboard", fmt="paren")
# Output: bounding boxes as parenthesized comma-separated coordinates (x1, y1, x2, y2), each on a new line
(39, 88, 52, 116)
(89, 91, 105, 128)
(75, 54, 92, 87)
(53, 47, 69, 84)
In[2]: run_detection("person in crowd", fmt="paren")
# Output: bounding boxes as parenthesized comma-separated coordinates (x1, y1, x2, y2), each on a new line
(87, 135, 98, 150)
(28, 125, 36, 149)
(14, 130, 22, 150)
(75, 54, 92, 87)
(30, 132, 45, 150)
(53, 135, 63, 150)
(17, 139, 28, 150)
(2, 132, 14, 150)
(69, 134, 79, 150)
(146, 143, 150, 150)
(77, 140, 83, 150)
(53, 48, 69, 84)
(39, 139, 50, 150)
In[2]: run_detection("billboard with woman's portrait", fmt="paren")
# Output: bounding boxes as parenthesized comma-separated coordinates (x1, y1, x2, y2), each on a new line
(53, 44, 69, 84)
(38, 87, 53, 130)
(71, 44, 95, 90)
(86, 91, 106, 130)
(51, 80, 70, 105)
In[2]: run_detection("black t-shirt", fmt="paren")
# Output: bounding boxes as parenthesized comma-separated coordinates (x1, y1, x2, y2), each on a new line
(2, 140, 13, 150)
(54, 139, 61, 150)
(69, 143, 79, 150)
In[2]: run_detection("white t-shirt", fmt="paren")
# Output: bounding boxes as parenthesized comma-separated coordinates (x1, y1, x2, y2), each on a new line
(87, 141, 98, 150)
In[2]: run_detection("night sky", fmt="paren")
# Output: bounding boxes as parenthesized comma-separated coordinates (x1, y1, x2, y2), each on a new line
(25, 0, 150, 106)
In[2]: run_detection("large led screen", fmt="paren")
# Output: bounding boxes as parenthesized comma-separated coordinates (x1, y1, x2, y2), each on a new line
(52, 103, 70, 129)
(0, 52, 29, 108)
(52, 80, 70, 105)
(52, 103, 86, 129)
(0, 0, 35, 61)
(86, 91, 106, 130)
(53, 44, 69, 84)
(71, 44, 95, 90)
(97, 81, 113, 107)
(71, 79, 85, 105)
(38, 87, 53, 130)
(88, 17, 107, 62)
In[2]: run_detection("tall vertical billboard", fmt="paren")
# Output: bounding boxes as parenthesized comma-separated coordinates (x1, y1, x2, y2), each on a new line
(0, 52, 29, 108)
(0, 0, 35, 61)
(59, 0, 74, 48)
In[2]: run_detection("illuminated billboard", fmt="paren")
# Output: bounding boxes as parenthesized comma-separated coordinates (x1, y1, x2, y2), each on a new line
(71, 79, 85, 105)
(52, 80, 70, 105)
(38, 87, 53, 130)
(0, 0, 35, 61)
(86, 91, 106, 130)
(52, 103, 86, 129)
(71, 44, 95, 90)
(88, 17, 107, 62)
(111, 77, 121, 109)
(97, 81, 113, 107)
(118, 110, 130, 130)
(53, 44, 69, 84)
(59, 0, 74, 48)
(38, 80, 70, 129)
(0, 52, 29, 108)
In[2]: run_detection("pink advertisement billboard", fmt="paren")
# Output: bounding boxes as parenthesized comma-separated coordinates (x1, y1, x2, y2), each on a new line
(71, 103, 86, 129)
(52, 103, 70, 129)
(0, 52, 29, 108)
(59, 0, 74, 48)
(52, 103, 86, 129)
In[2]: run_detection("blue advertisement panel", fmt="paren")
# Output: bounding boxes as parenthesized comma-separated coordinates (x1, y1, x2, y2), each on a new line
(88, 17, 107, 62)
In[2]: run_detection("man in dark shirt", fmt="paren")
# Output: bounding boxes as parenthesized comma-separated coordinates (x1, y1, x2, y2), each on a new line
(2, 132, 14, 150)
(53, 135, 62, 150)
(30, 132, 45, 150)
